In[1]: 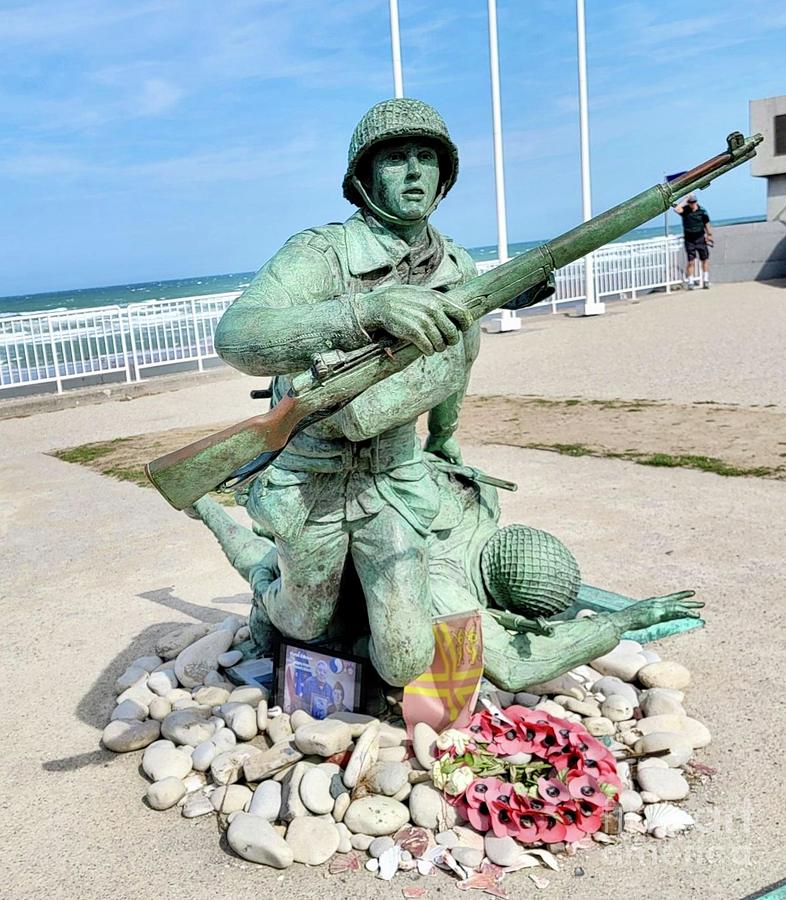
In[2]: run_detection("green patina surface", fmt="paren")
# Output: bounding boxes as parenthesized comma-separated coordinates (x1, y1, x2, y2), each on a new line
(159, 99, 721, 689)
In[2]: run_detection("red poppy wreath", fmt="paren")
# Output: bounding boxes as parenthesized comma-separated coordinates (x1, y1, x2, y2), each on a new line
(430, 705, 622, 844)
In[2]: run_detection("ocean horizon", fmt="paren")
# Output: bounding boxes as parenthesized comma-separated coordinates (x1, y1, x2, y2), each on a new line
(0, 215, 763, 317)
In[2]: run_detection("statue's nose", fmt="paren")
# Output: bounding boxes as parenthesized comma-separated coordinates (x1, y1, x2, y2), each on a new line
(406, 154, 421, 178)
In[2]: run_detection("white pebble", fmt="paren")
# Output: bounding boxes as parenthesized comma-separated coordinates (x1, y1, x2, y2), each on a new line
(111, 699, 147, 722)
(147, 670, 178, 696)
(146, 777, 186, 810)
(148, 697, 171, 721)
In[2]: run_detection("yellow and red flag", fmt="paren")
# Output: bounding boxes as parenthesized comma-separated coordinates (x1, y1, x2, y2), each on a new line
(403, 611, 484, 737)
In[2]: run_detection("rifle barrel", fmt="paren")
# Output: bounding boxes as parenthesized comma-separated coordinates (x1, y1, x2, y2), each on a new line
(145, 131, 763, 510)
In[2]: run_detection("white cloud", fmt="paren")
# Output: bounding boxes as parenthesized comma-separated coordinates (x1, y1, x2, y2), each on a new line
(135, 78, 184, 116)
(0, 0, 164, 43)
(0, 152, 92, 178)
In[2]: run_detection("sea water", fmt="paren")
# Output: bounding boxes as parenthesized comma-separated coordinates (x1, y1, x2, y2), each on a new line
(0, 217, 762, 317)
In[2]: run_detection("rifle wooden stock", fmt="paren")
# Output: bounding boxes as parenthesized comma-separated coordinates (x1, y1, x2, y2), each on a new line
(145, 394, 305, 510)
(146, 131, 762, 510)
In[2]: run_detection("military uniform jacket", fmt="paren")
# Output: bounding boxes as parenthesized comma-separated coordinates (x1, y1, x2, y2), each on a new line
(215, 210, 480, 541)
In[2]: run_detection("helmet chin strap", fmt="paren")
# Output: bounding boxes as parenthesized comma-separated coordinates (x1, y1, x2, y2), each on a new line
(352, 176, 446, 228)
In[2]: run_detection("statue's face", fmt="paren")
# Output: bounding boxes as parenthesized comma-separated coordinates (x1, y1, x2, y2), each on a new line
(369, 139, 440, 221)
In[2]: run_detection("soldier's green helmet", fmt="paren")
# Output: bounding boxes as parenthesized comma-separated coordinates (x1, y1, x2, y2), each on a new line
(342, 98, 459, 207)
(480, 525, 581, 619)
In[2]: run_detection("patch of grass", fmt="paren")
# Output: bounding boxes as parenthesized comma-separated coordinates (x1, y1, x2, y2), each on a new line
(536, 442, 594, 457)
(53, 436, 239, 505)
(103, 464, 148, 487)
(53, 437, 130, 464)
(529, 442, 779, 478)
(634, 453, 775, 478)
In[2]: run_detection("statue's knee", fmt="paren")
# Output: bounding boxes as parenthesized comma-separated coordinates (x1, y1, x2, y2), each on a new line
(372, 636, 435, 687)
(273, 610, 325, 642)
(265, 583, 331, 641)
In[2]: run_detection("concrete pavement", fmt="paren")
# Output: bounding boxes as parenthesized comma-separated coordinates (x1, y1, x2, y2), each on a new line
(1, 281, 784, 899)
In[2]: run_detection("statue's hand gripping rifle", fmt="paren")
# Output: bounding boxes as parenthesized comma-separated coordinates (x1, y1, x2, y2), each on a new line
(146, 132, 762, 510)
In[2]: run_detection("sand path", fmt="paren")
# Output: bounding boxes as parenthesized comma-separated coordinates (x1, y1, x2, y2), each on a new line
(1, 280, 784, 899)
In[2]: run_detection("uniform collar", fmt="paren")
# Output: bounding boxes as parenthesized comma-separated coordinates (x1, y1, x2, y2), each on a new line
(343, 210, 465, 289)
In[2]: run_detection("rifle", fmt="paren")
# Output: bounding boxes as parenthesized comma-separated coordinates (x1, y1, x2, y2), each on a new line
(146, 131, 762, 510)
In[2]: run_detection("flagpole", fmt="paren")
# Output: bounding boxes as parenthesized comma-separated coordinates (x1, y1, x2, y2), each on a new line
(576, 0, 604, 316)
(389, 0, 404, 98)
(486, 0, 520, 332)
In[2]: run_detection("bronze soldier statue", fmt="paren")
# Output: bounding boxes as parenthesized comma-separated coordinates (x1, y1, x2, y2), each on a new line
(213, 99, 481, 686)
(147, 109, 761, 690)
(189, 472, 702, 692)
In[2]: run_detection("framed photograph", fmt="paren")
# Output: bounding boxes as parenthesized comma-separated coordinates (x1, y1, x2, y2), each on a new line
(275, 639, 364, 720)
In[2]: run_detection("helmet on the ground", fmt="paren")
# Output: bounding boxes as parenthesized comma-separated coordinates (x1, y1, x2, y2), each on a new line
(342, 98, 459, 207)
(480, 525, 581, 618)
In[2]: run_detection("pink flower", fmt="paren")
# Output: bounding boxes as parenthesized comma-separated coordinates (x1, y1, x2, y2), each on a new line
(536, 814, 567, 844)
(488, 786, 518, 837)
(512, 716, 559, 755)
(567, 731, 610, 762)
(509, 809, 540, 843)
(537, 776, 571, 805)
(567, 773, 606, 808)
(575, 799, 604, 834)
(490, 724, 526, 756)
(558, 801, 587, 843)
(464, 777, 504, 833)
(466, 710, 503, 745)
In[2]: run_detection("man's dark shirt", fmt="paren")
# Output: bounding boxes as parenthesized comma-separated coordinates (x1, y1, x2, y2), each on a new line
(301, 676, 333, 719)
(678, 205, 710, 238)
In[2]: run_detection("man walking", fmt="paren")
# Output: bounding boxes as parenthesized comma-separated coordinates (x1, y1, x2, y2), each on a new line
(674, 193, 713, 288)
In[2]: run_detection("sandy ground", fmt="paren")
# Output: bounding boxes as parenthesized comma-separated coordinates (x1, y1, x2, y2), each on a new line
(1, 280, 785, 899)
(470, 279, 786, 409)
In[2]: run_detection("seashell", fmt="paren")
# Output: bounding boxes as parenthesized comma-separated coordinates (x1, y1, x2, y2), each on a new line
(328, 852, 361, 874)
(377, 845, 402, 880)
(394, 824, 433, 858)
(643, 803, 695, 835)
(440, 851, 468, 880)
(416, 858, 434, 876)
(502, 854, 542, 871)
(525, 847, 560, 871)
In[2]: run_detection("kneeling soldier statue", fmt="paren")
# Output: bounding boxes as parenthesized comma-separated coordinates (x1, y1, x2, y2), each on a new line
(214, 99, 481, 686)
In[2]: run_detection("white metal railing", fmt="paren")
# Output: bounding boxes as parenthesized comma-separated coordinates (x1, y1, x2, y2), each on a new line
(126, 293, 237, 381)
(475, 234, 683, 312)
(1, 236, 682, 395)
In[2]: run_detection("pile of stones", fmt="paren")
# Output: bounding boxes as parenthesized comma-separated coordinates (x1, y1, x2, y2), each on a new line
(102, 617, 711, 884)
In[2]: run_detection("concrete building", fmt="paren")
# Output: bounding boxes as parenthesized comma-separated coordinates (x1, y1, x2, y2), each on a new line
(750, 94, 786, 222)
(712, 94, 786, 282)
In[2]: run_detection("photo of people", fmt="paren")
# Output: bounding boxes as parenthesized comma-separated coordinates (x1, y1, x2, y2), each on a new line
(278, 642, 362, 719)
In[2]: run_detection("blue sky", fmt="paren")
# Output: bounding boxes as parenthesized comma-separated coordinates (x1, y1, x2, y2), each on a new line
(1, 0, 785, 296)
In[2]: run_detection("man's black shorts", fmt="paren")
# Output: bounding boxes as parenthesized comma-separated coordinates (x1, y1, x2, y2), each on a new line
(684, 234, 709, 261)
